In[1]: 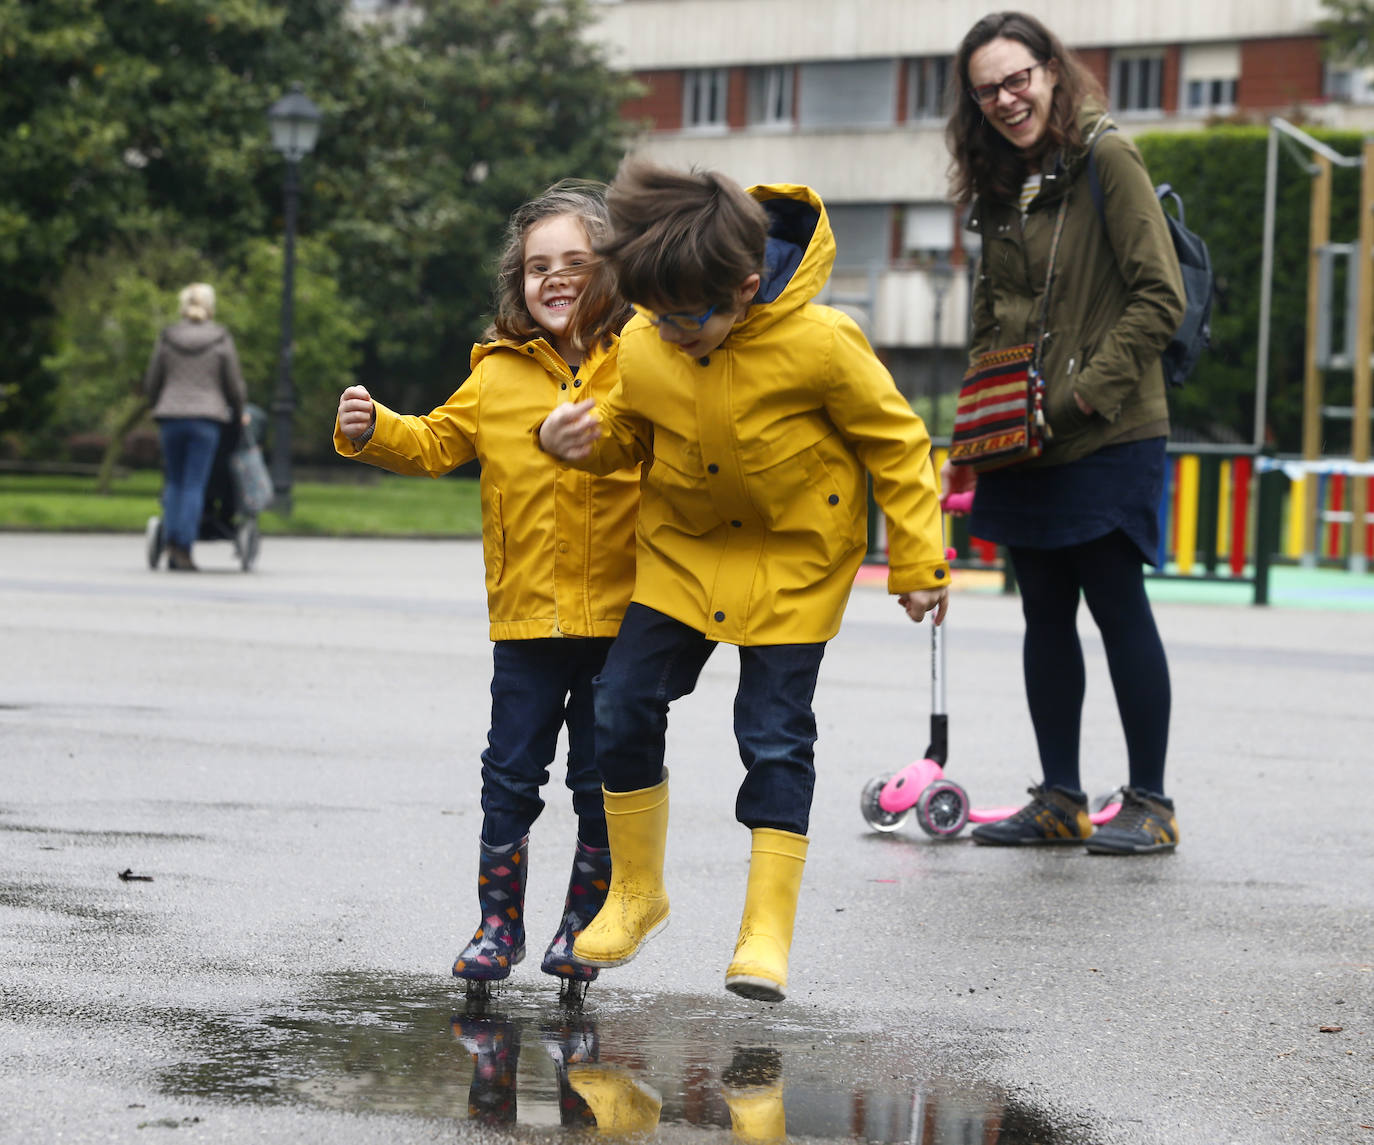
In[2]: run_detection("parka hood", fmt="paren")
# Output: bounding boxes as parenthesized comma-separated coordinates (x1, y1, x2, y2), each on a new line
(737, 184, 835, 338)
(162, 320, 230, 355)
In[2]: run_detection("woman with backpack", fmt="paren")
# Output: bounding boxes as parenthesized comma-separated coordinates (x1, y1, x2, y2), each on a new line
(942, 11, 1186, 854)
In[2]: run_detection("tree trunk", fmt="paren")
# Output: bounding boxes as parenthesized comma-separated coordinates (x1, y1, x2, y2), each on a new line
(96, 395, 149, 494)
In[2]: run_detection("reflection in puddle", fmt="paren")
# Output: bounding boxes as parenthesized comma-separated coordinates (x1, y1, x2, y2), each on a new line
(160, 973, 1078, 1142)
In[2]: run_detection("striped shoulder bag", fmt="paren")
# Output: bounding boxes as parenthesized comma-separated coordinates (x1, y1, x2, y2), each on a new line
(948, 196, 1068, 472)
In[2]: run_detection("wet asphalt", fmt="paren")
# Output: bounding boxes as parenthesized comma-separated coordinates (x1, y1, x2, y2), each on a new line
(0, 530, 1370, 1144)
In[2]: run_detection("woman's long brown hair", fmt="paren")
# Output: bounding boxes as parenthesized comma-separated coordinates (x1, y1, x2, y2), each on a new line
(945, 11, 1105, 206)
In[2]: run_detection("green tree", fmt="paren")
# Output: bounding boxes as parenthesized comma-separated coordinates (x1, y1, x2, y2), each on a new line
(1319, 0, 1374, 61)
(0, 0, 366, 440)
(309, 0, 642, 414)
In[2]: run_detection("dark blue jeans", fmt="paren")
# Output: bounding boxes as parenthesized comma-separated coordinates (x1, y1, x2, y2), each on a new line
(157, 418, 223, 548)
(480, 637, 614, 848)
(594, 603, 826, 835)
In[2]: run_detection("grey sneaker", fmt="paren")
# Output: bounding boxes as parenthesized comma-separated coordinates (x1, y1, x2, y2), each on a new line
(970, 785, 1093, 846)
(1085, 788, 1179, 854)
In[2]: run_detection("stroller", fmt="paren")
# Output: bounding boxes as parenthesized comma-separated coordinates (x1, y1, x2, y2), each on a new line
(146, 405, 269, 573)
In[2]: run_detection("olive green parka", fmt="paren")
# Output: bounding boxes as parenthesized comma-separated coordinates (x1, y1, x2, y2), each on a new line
(968, 109, 1186, 465)
(333, 337, 639, 641)
(556, 183, 950, 646)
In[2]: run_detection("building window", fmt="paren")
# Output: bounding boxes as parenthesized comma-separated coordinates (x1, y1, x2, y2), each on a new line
(828, 205, 892, 268)
(1113, 53, 1164, 113)
(683, 68, 729, 129)
(1326, 63, 1374, 104)
(902, 203, 955, 261)
(747, 65, 795, 127)
(1185, 78, 1236, 112)
(798, 60, 897, 129)
(1181, 43, 1238, 115)
(906, 57, 950, 121)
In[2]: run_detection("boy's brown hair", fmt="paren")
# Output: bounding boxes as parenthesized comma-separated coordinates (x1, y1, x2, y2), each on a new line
(488, 179, 631, 353)
(599, 159, 769, 311)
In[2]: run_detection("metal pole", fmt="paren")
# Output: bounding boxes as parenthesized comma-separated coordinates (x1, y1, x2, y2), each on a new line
(1302, 154, 1331, 568)
(1351, 139, 1374, 574)
(1255, 124, 1279, 451)
(929, 283, 944, 438)
(271, 157, 299, 515)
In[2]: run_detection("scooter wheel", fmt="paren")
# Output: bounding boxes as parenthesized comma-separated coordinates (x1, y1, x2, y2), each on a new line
(1090, 788, 1123, 814)
(860, 775, 909, 833)
(915, 779, 970, 838)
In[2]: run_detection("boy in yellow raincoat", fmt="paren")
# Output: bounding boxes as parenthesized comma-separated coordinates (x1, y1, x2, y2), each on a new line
(540, 160, 949, 1003)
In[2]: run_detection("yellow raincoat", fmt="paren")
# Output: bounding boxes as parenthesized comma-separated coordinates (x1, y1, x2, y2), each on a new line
(334, 337, 639, 641)
(562, 184, 949, 645)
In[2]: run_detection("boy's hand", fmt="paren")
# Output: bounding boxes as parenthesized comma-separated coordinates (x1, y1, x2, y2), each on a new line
(540, 399, 600, 460)
(338, 385, 375, 441)
(898, 587, 948, 625)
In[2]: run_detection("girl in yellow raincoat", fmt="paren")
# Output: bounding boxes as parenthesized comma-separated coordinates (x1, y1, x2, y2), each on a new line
(334, 181, 638, 998)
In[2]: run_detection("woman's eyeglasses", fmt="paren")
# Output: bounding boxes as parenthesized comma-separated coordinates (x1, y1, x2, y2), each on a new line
(968, 62, 1045, 106)
(632, 302, 721, 333)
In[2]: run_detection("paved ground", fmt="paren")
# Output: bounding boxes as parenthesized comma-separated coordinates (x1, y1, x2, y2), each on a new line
(0, 531, 1370, 1144)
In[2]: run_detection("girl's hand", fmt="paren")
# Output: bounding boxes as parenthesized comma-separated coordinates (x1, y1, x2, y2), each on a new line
(338, 385, 375, 441)
(940, 459, 976, 513)
(540, 400, 600, 460)
(1073, 390, 1094, 415)
(898, 587, 949, 625)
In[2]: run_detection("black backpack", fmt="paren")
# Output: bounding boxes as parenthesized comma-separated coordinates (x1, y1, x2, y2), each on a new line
(1087, 130, 1214, 387)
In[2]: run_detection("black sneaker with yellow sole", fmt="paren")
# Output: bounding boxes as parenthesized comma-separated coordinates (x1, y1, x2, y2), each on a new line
(1085, 787, 1178, 854)
(970, 785, 1093, 846)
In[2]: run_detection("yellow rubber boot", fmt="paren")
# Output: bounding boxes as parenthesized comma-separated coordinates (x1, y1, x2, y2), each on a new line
(722, 1047, 786, 1143)
(571, 774, 670, 967)
(724, 828, 808, 1002)
(566, 1065, 663, 1133)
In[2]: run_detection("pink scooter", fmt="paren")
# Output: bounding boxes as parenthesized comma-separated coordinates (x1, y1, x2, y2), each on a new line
(858, 491, 1122, 839)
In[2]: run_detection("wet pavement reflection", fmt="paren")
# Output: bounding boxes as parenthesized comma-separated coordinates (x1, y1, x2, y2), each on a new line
(158, 972, 1079, 1142)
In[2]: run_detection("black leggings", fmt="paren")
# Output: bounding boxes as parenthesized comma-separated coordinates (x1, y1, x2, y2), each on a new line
(1008, 530, 1170, 797)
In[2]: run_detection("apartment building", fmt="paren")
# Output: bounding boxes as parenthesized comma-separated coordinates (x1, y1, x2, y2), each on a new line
(586, 0, 1364, 398)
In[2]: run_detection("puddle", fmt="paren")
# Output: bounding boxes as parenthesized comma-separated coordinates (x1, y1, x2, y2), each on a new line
(159, 972, 1086, 1142)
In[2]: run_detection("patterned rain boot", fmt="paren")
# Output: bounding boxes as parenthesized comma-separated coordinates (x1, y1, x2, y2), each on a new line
(450, 1013, 520, 1125)
(724, 828, 809, 1003)
(541, 839, 612, 984)
(452, 836, 528, 982)
(541, 1016, 600, 1127)
(721, 1046, 787, 1144)
(572, 774, 670, 968)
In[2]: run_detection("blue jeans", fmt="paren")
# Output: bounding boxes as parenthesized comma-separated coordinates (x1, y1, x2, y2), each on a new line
(157, 418, 223, 548)
(594, 604, 826, 835)
(480, 637, 614, 848)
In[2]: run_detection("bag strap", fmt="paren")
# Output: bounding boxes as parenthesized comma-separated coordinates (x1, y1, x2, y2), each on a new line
(1030, 196, 1069, 374)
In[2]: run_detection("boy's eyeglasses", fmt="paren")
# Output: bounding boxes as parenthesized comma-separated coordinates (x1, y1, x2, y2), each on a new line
(968, 62, 1044, 106)
(633, 302, 720, 333)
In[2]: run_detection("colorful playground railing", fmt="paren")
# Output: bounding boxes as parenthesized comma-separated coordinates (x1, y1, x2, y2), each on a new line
(867, 446, 1373, 605)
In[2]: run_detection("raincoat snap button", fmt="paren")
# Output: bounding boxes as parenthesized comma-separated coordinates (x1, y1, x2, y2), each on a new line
(714, 611, 725, 622)
(731, 520, 742, 528)
(573, 379, 582, 387)
(827, 494, 839, 505)
(707, 463, 719, 474)
(560, 382, 567, 390)
(935, 568, 946, 579)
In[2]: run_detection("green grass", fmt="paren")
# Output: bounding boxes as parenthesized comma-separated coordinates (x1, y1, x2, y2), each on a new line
(0, 470, 482, 537)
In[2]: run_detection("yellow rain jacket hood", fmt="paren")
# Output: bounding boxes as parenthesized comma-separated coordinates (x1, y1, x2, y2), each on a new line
(567, 183, 948, 645)
(335, 336, 639, 640)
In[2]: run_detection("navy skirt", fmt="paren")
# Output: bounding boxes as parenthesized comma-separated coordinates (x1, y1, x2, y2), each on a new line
(969, 437, 1167, 567)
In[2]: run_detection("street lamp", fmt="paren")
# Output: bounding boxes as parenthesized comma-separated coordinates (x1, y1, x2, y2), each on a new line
(927, 254, 955, 439)
(266, 82, 322, 515)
